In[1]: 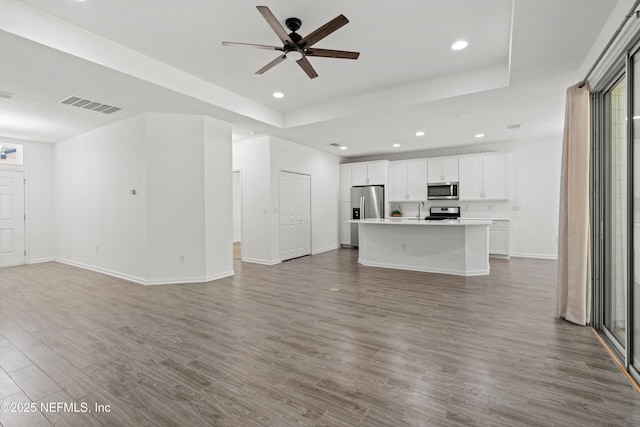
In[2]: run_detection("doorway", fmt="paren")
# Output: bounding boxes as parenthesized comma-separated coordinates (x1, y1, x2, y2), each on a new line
(232, 170, 242, 259)
(0, 169, 25, 267)
(280, 171, 311, 261)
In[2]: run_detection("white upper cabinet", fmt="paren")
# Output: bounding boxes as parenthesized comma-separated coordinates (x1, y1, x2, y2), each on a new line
(388, 159, 427, 201)
(351, 161, 387, 186)
(351, 163, 368, 186)
(340, 164, 352, 201)
(482, 153, 509, 200)
(459, 153, 509, 201)
(407, 159, 427, 200)
(365, 161, 387, 185)
(388, 161, 408, 201)
(427, 157, 459, 183)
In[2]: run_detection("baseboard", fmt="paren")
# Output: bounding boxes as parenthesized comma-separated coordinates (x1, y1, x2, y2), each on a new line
(27, 258, 55, 264)
(312, 245, 340, 255)
(241, 257, 281, 266)
(55, 259, 235, 286)
(55, 258, 148, 285)
(510, 253, 558, 260)
(358, 259, 490, 277)
(144, 270, 235, 286)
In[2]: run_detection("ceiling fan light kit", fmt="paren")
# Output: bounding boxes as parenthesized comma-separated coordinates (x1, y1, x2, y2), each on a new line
(222, 6, 360, 79)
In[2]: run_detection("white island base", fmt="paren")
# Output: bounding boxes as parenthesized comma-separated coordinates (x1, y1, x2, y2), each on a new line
(352, 219, 491, 276)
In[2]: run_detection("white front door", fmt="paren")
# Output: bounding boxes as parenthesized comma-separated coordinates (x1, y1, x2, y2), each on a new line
(280, 171, 311, 261)
(0, 170, 25, 267)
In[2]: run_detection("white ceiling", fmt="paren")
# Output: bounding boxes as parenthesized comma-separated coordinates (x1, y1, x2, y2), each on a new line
(0, 0, 619, 157)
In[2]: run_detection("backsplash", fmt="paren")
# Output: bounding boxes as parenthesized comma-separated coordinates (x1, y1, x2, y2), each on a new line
(393, 200, 512, 219)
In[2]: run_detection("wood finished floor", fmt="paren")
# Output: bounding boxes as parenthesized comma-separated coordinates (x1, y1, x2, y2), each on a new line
(0, 250, 639, 426)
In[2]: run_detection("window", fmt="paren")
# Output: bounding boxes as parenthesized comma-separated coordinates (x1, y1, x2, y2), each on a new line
(0, 142, 23, 165)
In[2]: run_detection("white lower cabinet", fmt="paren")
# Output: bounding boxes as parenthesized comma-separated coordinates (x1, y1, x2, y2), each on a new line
(489, 220, 510, 258)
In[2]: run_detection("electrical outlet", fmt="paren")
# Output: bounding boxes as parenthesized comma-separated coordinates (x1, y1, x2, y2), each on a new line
(96, 246, 99, 253)
(488, 205, 492, 211)
(179, 255, 185, 264)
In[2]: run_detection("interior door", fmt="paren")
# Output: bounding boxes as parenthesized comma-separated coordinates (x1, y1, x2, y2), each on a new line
(0, 170, 25, 267)
(295, 174, 311, 257)
(280, 171, 311, 261)
(280, 172, 296, 260)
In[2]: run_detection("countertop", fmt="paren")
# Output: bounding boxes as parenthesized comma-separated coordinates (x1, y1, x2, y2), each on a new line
(349, 218, 492, 226)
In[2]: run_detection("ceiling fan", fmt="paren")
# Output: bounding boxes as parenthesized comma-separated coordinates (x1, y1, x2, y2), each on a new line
(222, 6, 359, 79)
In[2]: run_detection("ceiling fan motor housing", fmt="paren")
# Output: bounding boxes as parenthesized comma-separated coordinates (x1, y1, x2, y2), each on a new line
(285, 17, 302, 32)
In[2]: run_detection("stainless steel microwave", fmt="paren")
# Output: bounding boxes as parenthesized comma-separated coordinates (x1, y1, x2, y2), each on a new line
(427, 182, 459, 200)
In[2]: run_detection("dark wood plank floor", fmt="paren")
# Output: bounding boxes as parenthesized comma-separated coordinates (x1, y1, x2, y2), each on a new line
(0, 250, 638, 426)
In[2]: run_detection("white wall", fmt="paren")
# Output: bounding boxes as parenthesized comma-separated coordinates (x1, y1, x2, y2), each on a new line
(54, 113, 233, 284)
(0, 138, 55, 263)
(232, 135, 341, 264)
(232, 170, 241, 242)
(145, 114, 208, 283)
(352, 137, 562, 258)
(203, 116, 234, 280)
(54, 115, 148, 281)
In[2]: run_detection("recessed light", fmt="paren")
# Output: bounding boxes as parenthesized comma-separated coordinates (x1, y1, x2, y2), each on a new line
(415, 131, 425, 137)
(340, 146, 348, 150)
(393, 143, 400, 148)
(451, 40, 468, 51)
(273, 92, 284, 98)
(475, 133, 485, 138)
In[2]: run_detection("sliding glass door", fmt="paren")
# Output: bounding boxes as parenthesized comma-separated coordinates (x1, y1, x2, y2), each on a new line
(634, 52, 640, 371)
(593, 46, 640, 382)
(604, 75, 627, 349)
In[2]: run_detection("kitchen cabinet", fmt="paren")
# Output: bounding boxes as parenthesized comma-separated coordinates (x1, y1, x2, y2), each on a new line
(340, 164, 352, 201)
(459, 153, 508, 201)
(489, 220, 510, 258)
(388, 159, 427, 201)
(427, 157, 458, 183)
(351, 161, 388, 186)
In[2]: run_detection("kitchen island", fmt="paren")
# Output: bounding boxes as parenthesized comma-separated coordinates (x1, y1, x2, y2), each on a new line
(349, 218, 492, 276)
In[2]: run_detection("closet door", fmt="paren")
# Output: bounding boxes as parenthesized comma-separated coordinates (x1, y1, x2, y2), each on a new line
(295, 174, 311, 257)
(280, 171, 311, 261)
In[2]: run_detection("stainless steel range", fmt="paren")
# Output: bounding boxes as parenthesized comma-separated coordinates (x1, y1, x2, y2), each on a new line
(424, 206, 460, 220)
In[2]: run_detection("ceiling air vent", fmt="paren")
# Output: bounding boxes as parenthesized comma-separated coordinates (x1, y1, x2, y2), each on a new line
(329, 143, 340, 147)
(507, 123, 521, 129)
(59, 96, 121, 114)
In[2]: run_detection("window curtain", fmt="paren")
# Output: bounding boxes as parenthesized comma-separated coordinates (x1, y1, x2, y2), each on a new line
(557, 83, 591, 325)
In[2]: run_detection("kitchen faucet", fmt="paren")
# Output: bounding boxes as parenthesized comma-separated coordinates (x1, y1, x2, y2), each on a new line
(417, 201, 425, 219)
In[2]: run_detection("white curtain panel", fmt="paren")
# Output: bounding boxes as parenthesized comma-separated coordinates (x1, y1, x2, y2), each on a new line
(557, 83, 591, 325)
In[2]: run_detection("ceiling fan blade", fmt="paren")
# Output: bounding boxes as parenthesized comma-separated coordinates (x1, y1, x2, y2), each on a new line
(299, 14, 349, 48)
(256, 55, 287, 74)
(296, 56, 319, 79)
(256, 6, 294, 46)
(305, 48, 359, 60)
(222, 41, 283, 51)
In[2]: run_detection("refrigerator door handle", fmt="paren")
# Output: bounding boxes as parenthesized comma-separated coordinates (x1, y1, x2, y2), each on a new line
(360, 196, 365, 220)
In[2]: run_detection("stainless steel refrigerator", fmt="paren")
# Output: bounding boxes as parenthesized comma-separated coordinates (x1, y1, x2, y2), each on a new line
(350, 185, 384, 248)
